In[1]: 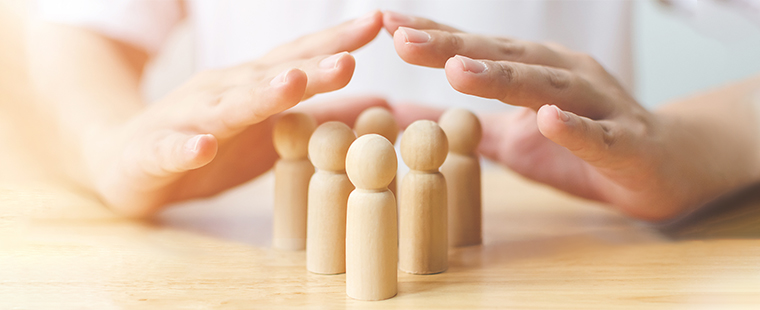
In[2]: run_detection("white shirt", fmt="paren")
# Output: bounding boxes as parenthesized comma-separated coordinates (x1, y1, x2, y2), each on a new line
(37, 0, 634, 112)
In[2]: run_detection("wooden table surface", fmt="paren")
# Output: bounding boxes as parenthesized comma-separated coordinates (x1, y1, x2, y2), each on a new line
(3, 2, 760, 309)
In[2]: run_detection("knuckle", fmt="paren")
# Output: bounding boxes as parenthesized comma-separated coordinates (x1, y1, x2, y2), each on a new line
(599, 122, 616, 149)
(496, 63, 517, 85)
(448, 32, 465, 53)
(496, 38, 525, 58)
(543, 67, 571, 90)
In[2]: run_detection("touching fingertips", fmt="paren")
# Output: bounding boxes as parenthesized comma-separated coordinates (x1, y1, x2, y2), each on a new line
(455, 55, 487, 74)
(384, 11, 412, 24)
(398, 27, 430, 44)
(354, 10, 380, 26)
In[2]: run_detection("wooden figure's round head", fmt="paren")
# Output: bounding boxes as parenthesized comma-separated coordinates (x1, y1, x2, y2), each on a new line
(399, 120, 448, 171)
(438, 108, 482, 155)
(273, 112, 317, 159)
(354, 107, 399, 144)
(308, 121, 356, 171)
(345, 134, 397, 190)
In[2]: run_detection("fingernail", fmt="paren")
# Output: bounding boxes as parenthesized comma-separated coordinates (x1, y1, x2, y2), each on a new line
(400, 27, 430, 44)
(554, 105, 570, 122)
(354, 10, 377, 25)
(385, 11, 412, 23)
(456, 55, 487, 74)
(184, 134, 205, 153)
(270, 69, 290, 86)
(319, 52, 346, 69)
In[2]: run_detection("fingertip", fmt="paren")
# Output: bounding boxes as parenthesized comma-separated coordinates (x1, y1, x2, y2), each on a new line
(183, 134, 218, 170)
(536, 104, 571, 140)
(444, 56, 465, 75)
(392, 27, 436, 67)
(350, 10, 383, 45)
(383, 10, 412, 34)
(444, 56, 486, 96)
(270, 68, 307, 88)
(271, 68, 308, 101)
(334, 52, 356, 86)
(354, 10, 383, 30)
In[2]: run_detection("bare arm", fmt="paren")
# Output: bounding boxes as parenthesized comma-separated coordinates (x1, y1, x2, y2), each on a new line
(384, 11, 760, 220)
(27, 23, 148, 186)
(27, 11, 389, 217)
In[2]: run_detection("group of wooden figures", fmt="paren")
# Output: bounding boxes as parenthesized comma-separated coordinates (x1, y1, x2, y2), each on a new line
(271, 106, 482, 301)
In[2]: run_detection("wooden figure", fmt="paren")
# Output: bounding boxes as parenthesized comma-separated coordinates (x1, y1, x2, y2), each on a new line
(439, 108, 483, 247)
(354, 107, 400, 198)
(272, 112, 317, 251)
(345, 134, 398, 301)
(307, 121, 356, 274)
(398, 120, 448, 274)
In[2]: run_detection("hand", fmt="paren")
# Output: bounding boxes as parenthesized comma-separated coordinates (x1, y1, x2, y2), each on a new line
(86, 11, 386, 217)
(384, 11, 760, 221)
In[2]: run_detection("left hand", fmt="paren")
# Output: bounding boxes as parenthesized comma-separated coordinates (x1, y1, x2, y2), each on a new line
(383, 11, 757, 221)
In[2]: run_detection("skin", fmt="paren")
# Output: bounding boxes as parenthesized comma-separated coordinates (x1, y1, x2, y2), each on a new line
(27, 11, 390, 218)
(26, 9, 760, 221)
(383, 11, 760, 221)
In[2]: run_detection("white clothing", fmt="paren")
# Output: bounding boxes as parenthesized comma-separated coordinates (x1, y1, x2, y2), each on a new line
(37, 0, 634, 112)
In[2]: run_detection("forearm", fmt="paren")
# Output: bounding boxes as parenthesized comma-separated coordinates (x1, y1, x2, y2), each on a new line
(28, 22, 147, 134)
(656, 75, 760, 201)
(27, 22, 148, 184)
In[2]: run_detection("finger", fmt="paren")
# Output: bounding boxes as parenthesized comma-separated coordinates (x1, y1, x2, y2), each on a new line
(391, 102, 445, 129)
(228, 51, 355, 97)
(383, 10, 461, 35)
(276, 51, 356, 100)
(133, 132, 218, 178)
(393, 27, 570, 69)
(211, 68, 308, 135)
(259, 10, 383, 64)
(536, 104, 629, 167)
(445, 55, 612, 119)
(295, 95, 390, 126)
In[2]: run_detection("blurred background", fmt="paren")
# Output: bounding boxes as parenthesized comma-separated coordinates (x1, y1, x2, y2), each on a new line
(141, 1, 760, 109)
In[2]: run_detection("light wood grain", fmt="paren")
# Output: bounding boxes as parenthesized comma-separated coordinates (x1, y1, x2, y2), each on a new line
(4, 3, 760, 308)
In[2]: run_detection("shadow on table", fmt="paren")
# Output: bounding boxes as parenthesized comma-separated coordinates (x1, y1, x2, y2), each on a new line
(656, 181, 760, 239)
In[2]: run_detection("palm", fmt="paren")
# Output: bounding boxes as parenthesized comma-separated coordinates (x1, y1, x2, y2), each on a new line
(85, 12, 386, 217)
(169, 121, 279, 202)
(482, 109, 603, 202)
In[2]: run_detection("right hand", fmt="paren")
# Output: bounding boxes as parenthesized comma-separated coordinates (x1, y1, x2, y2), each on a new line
(85, 11, 387, 217)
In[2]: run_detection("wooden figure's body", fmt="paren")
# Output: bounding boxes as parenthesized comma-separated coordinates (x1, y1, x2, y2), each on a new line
(272, 113, 317, 251)
(307, 122, 355, 274)
(440, 154, 481, 247)
(354, 107, 399, 198)
(399, 171, 447, 273)
(439, 108, 483, 247)
(398, 120, 449, 275)
(273, 159, 313, 250)
(345, 134, 398, 301)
